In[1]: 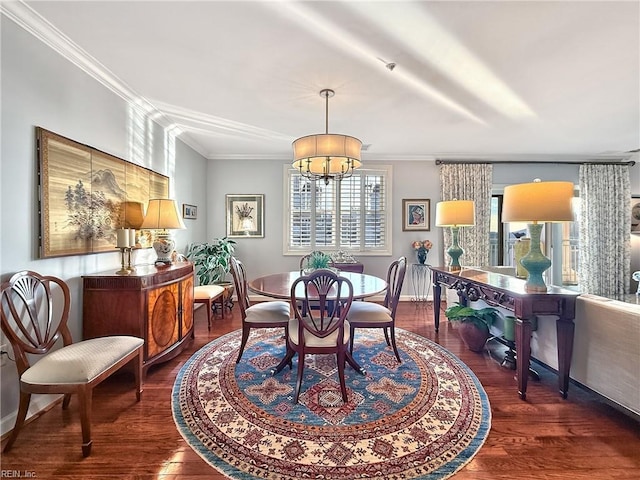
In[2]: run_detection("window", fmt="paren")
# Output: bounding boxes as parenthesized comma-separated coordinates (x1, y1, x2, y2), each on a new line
(284, 166, 391, 254)
(489, 192, 580, 287)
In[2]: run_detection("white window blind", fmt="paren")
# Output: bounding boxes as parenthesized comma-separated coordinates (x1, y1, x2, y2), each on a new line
(286, 166, 391, 254)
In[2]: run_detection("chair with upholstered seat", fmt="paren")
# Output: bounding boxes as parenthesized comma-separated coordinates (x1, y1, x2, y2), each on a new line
(229, 257, 290, 363)
(0, 271, 144, 457)
(348, 256, 407, 362)
(193, 284, 225, 329)
(273, 269, 357, 403)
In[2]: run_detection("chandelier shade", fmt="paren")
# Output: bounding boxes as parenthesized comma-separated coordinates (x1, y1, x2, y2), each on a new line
(292, 89, 362, 185)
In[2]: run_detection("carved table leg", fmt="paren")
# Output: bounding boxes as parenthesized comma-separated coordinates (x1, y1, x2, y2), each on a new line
(515, 317, 533, 400)
(433, 282, 441, 332)
(556, 317, 575, 399)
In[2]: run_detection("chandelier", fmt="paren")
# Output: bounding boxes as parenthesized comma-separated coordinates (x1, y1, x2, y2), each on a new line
(292, 89, 362, 185)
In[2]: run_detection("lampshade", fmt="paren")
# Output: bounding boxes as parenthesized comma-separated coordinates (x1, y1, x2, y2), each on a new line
(140, 199, 186, 230)
(121, 201, 145, 229)
(502, 180, 574, 223)
(435, 200, 475, 227)
(292, 89, 362, 185)
(502, 180, 574, 293)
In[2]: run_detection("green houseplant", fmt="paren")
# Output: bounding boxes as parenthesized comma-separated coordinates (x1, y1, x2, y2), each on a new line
(185, 237, 236, 285)
(444, 303, 501, 352)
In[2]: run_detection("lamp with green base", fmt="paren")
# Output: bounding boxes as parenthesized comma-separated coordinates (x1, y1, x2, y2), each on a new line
(502, 179, 574, 293)
(435, 199, 475, 270)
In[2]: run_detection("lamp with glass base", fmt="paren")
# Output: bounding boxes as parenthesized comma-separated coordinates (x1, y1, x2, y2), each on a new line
(502, 180, 574, 293)
(435, 200, 475, 270)
(140, 199, 186, 265)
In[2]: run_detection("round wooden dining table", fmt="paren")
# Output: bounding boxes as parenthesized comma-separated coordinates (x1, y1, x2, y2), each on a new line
(248, 271, 387, 300)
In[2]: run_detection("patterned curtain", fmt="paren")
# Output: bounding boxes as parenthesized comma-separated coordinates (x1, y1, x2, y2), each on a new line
(439, 164, 493, 267)
(578, 164, 631, 295)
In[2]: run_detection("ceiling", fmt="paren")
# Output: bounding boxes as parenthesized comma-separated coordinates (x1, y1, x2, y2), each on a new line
(6, 1, 640, 162)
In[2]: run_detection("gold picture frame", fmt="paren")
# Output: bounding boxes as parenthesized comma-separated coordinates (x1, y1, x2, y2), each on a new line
(226, 194, 264, 238)
(37, 127, 169, 258)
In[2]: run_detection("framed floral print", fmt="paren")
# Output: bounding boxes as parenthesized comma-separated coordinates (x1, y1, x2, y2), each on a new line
(226, 194, 264, 238)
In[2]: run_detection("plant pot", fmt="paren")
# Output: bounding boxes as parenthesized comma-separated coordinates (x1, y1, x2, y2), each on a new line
(457, 322, 490, 352)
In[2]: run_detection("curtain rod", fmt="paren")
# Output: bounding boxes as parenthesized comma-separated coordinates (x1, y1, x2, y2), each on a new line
(435, 159, 636, 166)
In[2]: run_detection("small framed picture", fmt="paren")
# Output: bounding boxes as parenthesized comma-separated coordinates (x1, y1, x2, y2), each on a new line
(632, 197, 640, 233)
(226, 194, 264, 238)
(182, 204, 197, 220)
(402, 199, 430, 231)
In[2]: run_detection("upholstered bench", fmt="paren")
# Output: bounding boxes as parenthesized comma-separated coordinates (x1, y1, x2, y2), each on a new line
(194, 284, 225, 329)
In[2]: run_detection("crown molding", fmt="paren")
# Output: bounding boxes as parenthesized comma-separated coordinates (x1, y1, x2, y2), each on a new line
(1, 1, 209, 158)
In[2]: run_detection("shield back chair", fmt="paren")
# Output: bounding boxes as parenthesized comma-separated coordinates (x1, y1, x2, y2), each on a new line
(229, 257, 290, 363)
(348, 256, 407, 362)
(273, 269, 358, 403)
(0, 271, 144, 457)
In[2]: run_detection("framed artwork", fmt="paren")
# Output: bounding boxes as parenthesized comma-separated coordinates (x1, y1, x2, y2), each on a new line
(402, 199, 431, 231)
(183, 204, 197, 220)
(632, 197, 640, 233)
(37, 127, 169, 258)
(226, 194, 264, 238)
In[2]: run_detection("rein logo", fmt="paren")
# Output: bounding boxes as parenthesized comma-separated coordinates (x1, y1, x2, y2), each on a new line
(1, 471, 36, 478)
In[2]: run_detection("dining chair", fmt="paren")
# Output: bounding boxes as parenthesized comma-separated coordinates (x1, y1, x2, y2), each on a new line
(0, 271, 144, 457)
(273, 269, 357, 403)
(348, 256, 407, 362)
(229, 257, 290, 363)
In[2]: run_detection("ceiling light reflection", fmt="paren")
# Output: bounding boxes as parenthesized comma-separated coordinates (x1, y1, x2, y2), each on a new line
(346, 2, 535, 119)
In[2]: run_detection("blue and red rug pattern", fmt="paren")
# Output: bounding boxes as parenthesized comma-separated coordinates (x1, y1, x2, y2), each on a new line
(172, 327, 491, 479)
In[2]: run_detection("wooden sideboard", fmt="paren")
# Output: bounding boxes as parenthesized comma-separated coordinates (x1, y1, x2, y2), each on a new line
(431, 266, 579, 400)
(82, 261, 194, 374)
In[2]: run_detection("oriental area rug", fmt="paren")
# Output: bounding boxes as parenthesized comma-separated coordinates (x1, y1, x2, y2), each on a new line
(172, 327, 491, 480)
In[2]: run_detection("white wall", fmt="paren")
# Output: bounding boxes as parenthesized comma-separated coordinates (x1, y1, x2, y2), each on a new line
(204, 159, 445, 283)
(0, 17, 208, 434)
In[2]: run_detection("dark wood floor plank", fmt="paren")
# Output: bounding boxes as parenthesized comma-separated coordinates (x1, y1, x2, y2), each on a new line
(1, 301, 638, 479)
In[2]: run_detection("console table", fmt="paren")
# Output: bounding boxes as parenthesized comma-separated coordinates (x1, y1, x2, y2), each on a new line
(82, 261, 194, 375)
(431, 266, 579, 400)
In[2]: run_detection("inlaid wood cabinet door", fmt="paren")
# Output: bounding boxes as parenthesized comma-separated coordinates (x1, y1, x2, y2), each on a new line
(181, 275, 194, 336)
(83, 262, 195, 374)
(147, 282, 180, 359)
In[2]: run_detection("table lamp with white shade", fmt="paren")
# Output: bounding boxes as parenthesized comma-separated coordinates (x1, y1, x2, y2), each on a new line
(502, 179, 574, 293)
(140, 199, 186, 265)
(435, 199, 475, 270)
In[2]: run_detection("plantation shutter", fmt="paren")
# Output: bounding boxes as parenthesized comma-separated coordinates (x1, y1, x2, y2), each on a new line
(287, 167, 389, 252)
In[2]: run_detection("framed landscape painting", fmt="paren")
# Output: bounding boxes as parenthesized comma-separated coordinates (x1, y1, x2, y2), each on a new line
(402, 199, 431, 231)
(37, 127, 169, 258)
(226, 194, 264, 238)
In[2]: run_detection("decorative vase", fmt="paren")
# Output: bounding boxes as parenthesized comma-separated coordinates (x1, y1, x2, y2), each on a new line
(514, 237, 531, 279)
(417, 248, 427, 264)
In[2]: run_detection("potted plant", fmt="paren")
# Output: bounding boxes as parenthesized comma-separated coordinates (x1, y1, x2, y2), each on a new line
(444, 303, 501, 352)
(302, 251, 334, 273)
(185, 237, 236, 286)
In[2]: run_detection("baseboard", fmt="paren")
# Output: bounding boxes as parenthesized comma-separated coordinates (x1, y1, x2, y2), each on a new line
(1, 394, 62, 439)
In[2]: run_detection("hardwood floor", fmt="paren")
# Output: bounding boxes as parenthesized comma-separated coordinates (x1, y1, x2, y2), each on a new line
(2, 302, 639, 479)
